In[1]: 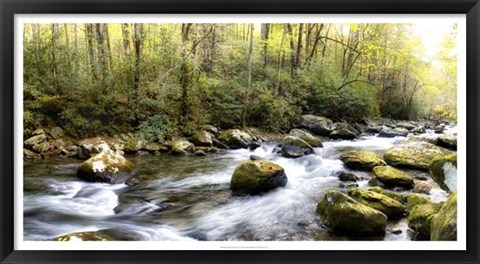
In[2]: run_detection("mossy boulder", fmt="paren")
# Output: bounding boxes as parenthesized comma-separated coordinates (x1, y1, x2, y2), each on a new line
(316, 190, 387, 236)
(406, 193, 431, 211)
(378, 127, 409, 138)
(329, 129, 357, 140)
(24, 134, 47, 147)
(348, 188, 406, 219)
(436, 135, 457, 150)
(124, 137, 146, 153)
(170, 139, 195, 155)
(218, 129, 253, 149)
(201, 124, 219, 135)
(281, 136, 315, 158)
(32, 141, 51, 153)
(431, 192, 457, 240)
(408, 202, 444, 238)
(396, 121, 417, 130)
(190, 130, 213, 147)
(24, 148, 41, 159)
(77, 148, 132, 183)
(143, 142, 161, 152)
(372, 166, 414, 188)
(428, 153, 457, 193)
(230, 160, 288, 195)
(47, 126, 65, 139)
(384, 141, 451, 170)
(367, 187, 406, 204)
(339, 150, 386, 171)
(78, 137, 110, 159)
(289, 129, 323, 147)
(413, 180, 432, 195)
(299, 115, 333, 136)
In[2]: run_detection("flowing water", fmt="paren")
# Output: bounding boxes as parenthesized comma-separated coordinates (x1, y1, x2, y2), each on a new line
(23, 128, 456, 241)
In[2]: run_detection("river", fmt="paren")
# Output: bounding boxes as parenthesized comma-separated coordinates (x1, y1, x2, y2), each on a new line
(23, 127, 456, 241)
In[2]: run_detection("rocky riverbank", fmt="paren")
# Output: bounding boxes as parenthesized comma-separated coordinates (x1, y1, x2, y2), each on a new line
(23, 115, 458, 241)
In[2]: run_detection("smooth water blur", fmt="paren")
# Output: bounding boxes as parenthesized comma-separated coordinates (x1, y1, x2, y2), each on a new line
(23, 133, 451, 241)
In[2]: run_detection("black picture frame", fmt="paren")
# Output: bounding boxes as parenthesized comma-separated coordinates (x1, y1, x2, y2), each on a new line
(1, 0, 479, 263)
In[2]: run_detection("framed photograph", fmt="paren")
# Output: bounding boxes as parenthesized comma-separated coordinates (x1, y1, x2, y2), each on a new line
(1, 0, 479, 263)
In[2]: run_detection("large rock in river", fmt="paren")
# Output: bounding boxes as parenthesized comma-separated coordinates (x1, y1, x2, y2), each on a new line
(230, 160, 287, 195)
(77, 148, 132, 183)
(218, 129, 253, 149)
(190, 130, 213, 147)
(24, 134, 47, 148)
(431, 192, 457, 241)
(316, 190, 387, 236)
(348, 188, 406, 219)
(372, 165, 414, 188)
(383, 141, 451, 170)
(299, 115, 333, 136)
(78, 137, 111, 159)
(408, 201, 444, 238)
(170, 139, 195, 155)
(436, 135, 457, 150)
(428, 153, 457, 193)
(339, 150, 386, 171)
(289, 129, 323, 147)
(281, 136, 314, 158)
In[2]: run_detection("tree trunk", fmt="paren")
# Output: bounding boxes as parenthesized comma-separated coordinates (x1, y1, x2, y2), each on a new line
(261, 23, 270, 67)
(275, 25, 287, 96)
(51, 24, 59, 84)
(242, 24, 254, 127)
(85, 24, 97, 79)
(294, 23, 303, 74)
(286, 24, 295, 78)
(121, 23, 131, 55)
(180, 23, 193, 120)
(133, 23, 144, 90)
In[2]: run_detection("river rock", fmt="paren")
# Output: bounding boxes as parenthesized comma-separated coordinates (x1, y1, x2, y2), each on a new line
(143, 142, 161, 152)
(32, 141, 51, 153)
(408, 202, 443, 238)
(413, 180, 432, 194)
(333, 171, 359, 182)
(329, 129, 357, 140)
(77, 148, 132, 183)
(78, 137, 110, 159)
(170, 139, 195, 155)
(434, 124, 445, 134)
(190, 130, 213, 147)
(299, 115, 333, 136)
(212, 138, 229, 149)
(378, 127, 409, 138)
(230, 160, 287, 195)
(289, 129, 323, 147)
(406, 193, 431, 211)
(436, 135, 457, 150)
(124, 137, 146, 153)
(24, 148, 41, 159)
(339, 150, 386, 171)
(372, 166, 414, 188)
(383, 141, 451, 170)
(411, 126, 426, 135)
(32, 128, 46, 136)
(348, 188, 406, 219)
(218, 129, 252, 149)
(316, 190, 387, 236)
(281, 136, 315, 158)
(367, 187, 406, 204)
(24, 134, 47, 148)
(396, 121, 417, 130)
(48, 126, 65, 139)
(202, 124, 219, 135)
(428, 153, 457, 193)
(431, 192, 457, 240)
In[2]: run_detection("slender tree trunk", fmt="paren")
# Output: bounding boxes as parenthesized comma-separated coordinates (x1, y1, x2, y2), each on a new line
(286, 24, 295, 78)
(242, 24, 254, 127)
(121, 23, 131, 55)
(133, 23, 144, 90)
(51, 24, 59, 85)
(261, 23, 270, 67)
(294, 23, 303, 74)
(85, 24, 97, 79)
(180, 23, 193, 120)
(275, 25, 287, 96)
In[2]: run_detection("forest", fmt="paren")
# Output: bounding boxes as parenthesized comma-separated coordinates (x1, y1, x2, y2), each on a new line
(23, 23, 457, 139)
(23, 23, 458, 243)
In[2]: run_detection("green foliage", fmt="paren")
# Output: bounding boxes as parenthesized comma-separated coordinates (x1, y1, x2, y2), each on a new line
(137, 114, 177, 142)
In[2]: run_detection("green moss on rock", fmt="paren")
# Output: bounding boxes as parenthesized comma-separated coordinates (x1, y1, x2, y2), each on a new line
(218, 129, 252, 149)
(367, 187, 406, 204)
(384, 141, 451, 170)
(281, 136, 315, 158)
(339, 150, 386, 171)
(289, 129, 323, 147)
(316, 190, 387, 236)
(77, 149, 132, 183)
(230, 160, 288, 195)
(372, 166, 414, 187)
(428, 153, 457, 193)
(408, 202, 443, 237)
(406, 193, 431, 211)
(348, 188, 406, 219)
(431, 192, 457, 241)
